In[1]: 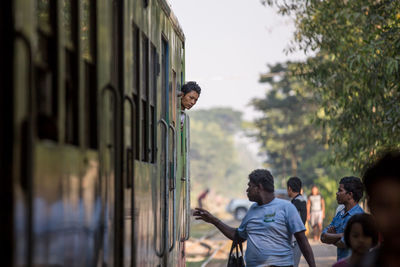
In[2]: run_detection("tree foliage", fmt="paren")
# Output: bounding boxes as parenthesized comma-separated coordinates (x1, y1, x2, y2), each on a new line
(189, 108, 259, 198)
(252, 62, 350, 182)
(252, 62, 353, 221)
(262, 0, 400, 169)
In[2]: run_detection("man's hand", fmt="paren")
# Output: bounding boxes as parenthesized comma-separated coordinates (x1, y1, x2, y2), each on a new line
(193, 207, 236, 240)
(193, 208, 216, 224)
(334, 239, 346, 249)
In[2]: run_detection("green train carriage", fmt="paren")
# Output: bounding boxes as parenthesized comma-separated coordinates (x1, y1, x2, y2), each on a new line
(1, 0, 191, 266)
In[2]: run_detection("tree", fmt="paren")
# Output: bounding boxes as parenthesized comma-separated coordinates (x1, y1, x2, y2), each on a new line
(262, 0, 400, 170)
(189, 108, 259, 198)
(252, 62, 353, 220)
(252, 62, 318, 180)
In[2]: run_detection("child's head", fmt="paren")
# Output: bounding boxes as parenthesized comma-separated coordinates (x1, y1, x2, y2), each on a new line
(344, 213, 379, 255)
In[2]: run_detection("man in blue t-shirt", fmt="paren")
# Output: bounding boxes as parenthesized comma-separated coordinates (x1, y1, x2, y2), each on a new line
(321, 176, 364, 260)
(194, 169, 316, 267)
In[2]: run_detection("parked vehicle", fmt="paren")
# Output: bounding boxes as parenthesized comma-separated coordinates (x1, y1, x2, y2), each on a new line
(226, 189, 292, 220)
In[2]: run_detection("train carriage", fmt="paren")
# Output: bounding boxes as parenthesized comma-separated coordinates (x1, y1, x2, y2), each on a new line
(1, 0, 191, 266)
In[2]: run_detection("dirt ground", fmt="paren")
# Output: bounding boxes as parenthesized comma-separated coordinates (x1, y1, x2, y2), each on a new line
(299, 239, 337, 267)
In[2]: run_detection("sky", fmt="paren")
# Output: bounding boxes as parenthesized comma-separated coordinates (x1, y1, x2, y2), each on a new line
(168, 0, 306, 120)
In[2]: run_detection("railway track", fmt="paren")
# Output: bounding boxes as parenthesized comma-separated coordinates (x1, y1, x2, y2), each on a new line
(186, 219, 237, 266)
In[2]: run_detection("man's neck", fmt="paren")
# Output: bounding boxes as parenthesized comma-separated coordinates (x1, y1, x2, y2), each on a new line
(344, 200, 357, 212)
(291, 192, 301, 199)
(258, 193, 275, 205)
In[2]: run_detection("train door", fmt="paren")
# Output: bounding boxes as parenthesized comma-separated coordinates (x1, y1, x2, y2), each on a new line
(155, 37, 170, 264)
(168, 70, 178, 260)
(123, 96, 134, 267)
(100, 85, 119, 266)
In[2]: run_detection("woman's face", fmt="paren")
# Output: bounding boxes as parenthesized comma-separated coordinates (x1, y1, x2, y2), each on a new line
(349, 222, 373, 255)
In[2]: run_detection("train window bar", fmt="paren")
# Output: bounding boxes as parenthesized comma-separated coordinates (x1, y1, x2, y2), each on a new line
(141, 33, 149, 162)
(132, 24, 141, 160)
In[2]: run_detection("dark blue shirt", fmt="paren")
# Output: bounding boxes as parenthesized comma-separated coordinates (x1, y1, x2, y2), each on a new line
(322, 204, 364, 260)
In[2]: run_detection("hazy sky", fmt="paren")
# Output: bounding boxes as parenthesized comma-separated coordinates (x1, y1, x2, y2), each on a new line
(169, 0, 306, 120)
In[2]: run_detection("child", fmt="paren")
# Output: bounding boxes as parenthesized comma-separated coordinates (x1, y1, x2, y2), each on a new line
(333, 213, 379, 267)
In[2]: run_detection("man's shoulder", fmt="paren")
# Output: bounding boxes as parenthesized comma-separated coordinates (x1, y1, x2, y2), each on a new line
(274, 198, 298, 212)
(349, 204, 364, 215)
(274, 197, 291, 205)
(293, 194, 306, 202)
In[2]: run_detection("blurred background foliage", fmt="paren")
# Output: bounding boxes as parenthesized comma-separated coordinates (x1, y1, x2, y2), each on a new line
(188, 108, 260, 201)
(251, 62, 352, 221)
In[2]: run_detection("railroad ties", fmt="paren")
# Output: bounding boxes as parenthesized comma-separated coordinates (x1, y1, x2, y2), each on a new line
(186, 219, 243, 266)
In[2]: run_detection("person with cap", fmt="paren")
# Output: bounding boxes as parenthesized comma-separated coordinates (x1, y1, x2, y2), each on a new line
(194, 169, 316, 267)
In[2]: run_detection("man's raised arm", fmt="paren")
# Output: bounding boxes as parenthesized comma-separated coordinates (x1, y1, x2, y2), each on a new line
(193, 207, 236, 240)
(294, 231, 316, 267)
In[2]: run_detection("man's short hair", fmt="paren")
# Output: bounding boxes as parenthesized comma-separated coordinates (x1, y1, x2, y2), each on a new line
(182, 81, 201, 95)
(344, 213, 379, 248)
(249, 169, 274, 193)
(363, 150, 400, 199)
(287, 177, 302, 193)
(339, 176, 364, 202)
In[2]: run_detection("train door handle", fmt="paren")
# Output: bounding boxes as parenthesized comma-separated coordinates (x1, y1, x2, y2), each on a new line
(169, 124, 177, 251)
(154, 119, 169, 257)
(182, 114, 191, 241)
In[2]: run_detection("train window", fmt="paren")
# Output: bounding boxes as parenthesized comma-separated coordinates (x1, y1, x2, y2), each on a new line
(36, 1, 58, 141)
(161, 38, 169, 120)
(82, 0, 98, 149)
(65, 49, 79, 145)
(81, 0, 94, 62)
(37, 0, 51, 32)
(84, 62, 98, 149)
(132, 25, 140, 160)
(63, 0, 73, 48)
(132, 95, 138, 161)
(64, 0, 79, 145)
(124, 99, 133, 182)
(171, 70, 177, 124)
(150, 44, 158, 163)
(141, 34, 149, 162)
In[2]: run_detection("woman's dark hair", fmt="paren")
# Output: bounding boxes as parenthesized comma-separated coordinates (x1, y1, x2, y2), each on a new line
(344, 213, 379, 248)
(287, 177, 302, 193)
(363, 151, 400, 199)
(339, 176, 364, 202)
(181, 81, 201, 95)
(249, 169, 274, 193)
